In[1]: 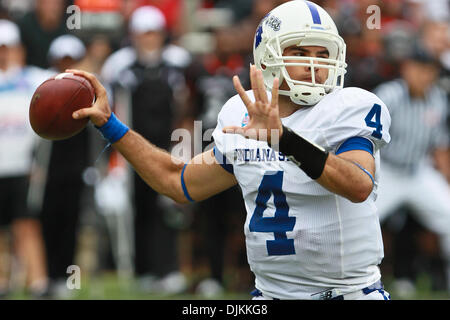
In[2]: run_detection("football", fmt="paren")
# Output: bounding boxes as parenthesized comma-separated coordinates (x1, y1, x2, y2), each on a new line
(29, 73, 95, 140)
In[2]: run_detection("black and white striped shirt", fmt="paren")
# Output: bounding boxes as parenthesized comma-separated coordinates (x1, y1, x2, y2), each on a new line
(373, 79, 449, 173)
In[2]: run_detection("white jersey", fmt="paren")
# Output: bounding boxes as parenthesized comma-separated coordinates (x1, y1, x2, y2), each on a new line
(0, 66, 53, 177)
(212, 87, 391, 299)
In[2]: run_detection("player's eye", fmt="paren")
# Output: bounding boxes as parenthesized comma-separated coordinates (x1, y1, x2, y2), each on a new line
(291, 50, 306, 56)
(317, 50, 330, 59)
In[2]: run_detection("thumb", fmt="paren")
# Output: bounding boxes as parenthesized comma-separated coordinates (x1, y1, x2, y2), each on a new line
(73, 107, 93, 120)
(223, 126, 260, 139)
(223, 125, 267, 141)
(222, 126, 244, 134)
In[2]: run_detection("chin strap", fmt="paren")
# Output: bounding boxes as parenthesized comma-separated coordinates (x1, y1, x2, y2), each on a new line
(279, 85, 326, 105)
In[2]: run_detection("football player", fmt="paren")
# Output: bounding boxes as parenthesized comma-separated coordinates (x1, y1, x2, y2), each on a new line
(69, 1, 391, 300)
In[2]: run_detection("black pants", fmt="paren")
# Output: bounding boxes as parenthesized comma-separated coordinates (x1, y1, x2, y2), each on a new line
(41, 176, 83, 280)
(133, 174, 178, 277)
(197, 186, 246, 282)
(40, 132, 88, 281)
(0, 176, 32, 226)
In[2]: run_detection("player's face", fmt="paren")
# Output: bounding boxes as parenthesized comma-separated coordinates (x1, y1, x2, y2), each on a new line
(55, 56, 78, 73)
(402, 60, 438, 97)
(0, 46, 8, 71)
(0, 45, 22, 70)
(133, 30, 165, 55)
(280, 45, 329, 90)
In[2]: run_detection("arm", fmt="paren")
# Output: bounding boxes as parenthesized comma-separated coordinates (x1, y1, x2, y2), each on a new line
(317, 150, 375, 203)
(224, 65, 374, 203)
(115, 132, 237, 202)
(68, 69, 237, 203)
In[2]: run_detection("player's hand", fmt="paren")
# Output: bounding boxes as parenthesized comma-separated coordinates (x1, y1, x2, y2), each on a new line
(66, 69, 112, 127)
(223, 65, 283, 143)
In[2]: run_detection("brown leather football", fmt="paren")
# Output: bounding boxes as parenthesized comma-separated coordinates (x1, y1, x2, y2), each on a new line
(29, 73, 95, 140)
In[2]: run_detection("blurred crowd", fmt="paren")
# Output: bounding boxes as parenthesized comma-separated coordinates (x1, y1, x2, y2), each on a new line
(0, 0, 448, 299)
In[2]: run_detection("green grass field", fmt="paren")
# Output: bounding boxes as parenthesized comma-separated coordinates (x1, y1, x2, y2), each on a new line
(5, 272, 450, 300)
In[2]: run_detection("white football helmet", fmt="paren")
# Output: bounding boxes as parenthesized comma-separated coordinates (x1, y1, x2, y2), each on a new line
(253, 0, 347, 105)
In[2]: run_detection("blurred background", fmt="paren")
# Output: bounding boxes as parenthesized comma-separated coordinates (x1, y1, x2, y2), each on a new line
(0, 0, 448, 300)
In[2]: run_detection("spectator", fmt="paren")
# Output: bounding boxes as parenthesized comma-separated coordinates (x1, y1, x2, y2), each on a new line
(18, 0, 68, 68)
(184, 23, 250, 297)
(420, 20, 450, 108)
(0, 19, 50, 298)
(47, 34, 86, 72)
(100, 5, 189, 294)
(209, 0, 253, 22)
(406, 0, 449, 25)
(420, 20, 450, 64)
(38, 34, 89, 298)
(116, 0, 184, 47)
(76, 35, 112, 76)
(234, 0, 280, 60)
(374, 45, 450, 293)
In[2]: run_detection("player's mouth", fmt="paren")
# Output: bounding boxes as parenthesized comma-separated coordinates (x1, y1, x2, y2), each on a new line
(301, 75, 324, 84)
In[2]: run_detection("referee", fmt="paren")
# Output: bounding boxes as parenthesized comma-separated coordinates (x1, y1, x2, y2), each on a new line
(373, 45, 450, 291)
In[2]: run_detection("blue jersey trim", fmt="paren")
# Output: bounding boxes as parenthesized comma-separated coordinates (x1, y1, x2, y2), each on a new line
(213, 146, 234, 174)
(305, 1, 322, 25)
(181, 163, 194, 203)
(336, 137, 374, 156)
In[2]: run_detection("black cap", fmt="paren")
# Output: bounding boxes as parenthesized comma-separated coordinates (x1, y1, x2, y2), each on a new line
(406, 44, 438, 65)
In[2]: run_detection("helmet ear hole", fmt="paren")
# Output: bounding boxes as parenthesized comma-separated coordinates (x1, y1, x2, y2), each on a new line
(261, 63, 267, 70)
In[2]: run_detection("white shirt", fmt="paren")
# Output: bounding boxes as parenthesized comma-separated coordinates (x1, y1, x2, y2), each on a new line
(374, 79, 448, 173)
(0, 65, 53, 177)
(212, 87, 391, 299)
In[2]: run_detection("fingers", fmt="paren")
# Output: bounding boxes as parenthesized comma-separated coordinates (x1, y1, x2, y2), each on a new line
(233, 75, 252, 107)
(256, 68, 269, 104)
(222, 126, 242, 134)
(65, 69, 106, 97)
(67, 69, 112, 127)
(249, 65, 260, 102)
(222, 126, 256, 139)
(72, 107, 93, 120)
(222, 126, 249, 139)
(235, 65, 269, 112)
(73, 105, 111, 127)
(270, 78, 279, 109)
(223, 126, 267, 142)
(250, 65, 268, 104)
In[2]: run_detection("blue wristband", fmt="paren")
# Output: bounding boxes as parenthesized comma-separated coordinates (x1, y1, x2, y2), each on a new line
(95, 112, 129, 144)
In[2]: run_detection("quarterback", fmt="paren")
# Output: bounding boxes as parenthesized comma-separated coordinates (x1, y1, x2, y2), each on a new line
(69, 1, 391, 300)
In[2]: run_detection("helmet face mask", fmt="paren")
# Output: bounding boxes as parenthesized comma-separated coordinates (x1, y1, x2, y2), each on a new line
(253, 1, 347, 106)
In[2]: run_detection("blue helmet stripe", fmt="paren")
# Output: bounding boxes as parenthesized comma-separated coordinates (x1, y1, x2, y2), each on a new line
(305, 1, 322, 25)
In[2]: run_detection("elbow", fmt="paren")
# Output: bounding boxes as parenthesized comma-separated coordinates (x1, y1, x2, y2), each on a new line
(162, 189, 190, 204)
(160, 168, 193, 204)
(348, 185, 372, 203)
(173, 195, 191, 205)
(165, 179, 193, 204)
(349, 193, 369, 203)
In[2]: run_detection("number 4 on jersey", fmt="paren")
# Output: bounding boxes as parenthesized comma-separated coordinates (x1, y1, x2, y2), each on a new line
(365, 103, 383, 139)
(249, 171, 296, 256)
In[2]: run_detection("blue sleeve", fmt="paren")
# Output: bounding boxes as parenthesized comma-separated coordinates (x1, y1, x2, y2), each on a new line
(213, 146, 234, 174)
(335, 136, 374, 156)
